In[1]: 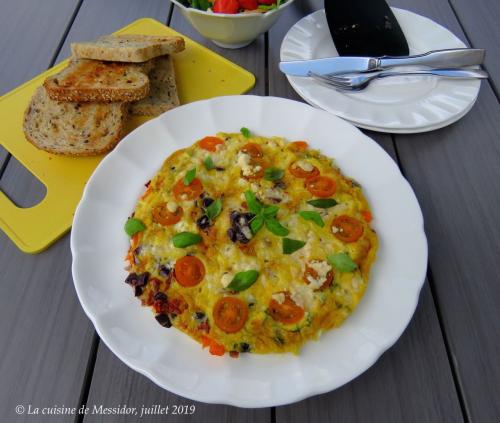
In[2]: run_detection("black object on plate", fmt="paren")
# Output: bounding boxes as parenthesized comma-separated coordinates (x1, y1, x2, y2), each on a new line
(325, 0, 409, 56)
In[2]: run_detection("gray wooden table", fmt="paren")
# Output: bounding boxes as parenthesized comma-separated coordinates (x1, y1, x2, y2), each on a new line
(1, 0, 499, 422)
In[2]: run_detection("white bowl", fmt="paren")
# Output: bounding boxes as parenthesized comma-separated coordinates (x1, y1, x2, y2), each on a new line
(171, 0, 297, 49)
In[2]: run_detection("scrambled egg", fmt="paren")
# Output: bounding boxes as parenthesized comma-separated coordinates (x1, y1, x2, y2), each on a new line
(125, 132, 378, 356)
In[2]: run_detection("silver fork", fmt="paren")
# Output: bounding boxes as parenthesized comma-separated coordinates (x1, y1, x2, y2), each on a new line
(309, 68, 489, 91)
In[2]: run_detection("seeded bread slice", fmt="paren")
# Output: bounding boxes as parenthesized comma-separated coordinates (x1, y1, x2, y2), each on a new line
(23, 87, 127, 156)
(44, 59, 151, 103)
(130, 55, 180, 116)
(71, 34, 185, 63)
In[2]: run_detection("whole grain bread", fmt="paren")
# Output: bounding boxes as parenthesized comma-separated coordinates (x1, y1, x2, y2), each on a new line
(130, 55, 180, 116)
(44, 59, 151, 103)
(71, 34, 185, 63)
(23, 87, 127, 156)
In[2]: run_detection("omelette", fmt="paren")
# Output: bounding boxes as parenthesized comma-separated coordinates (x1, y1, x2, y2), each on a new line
(123, 130, 378, 357)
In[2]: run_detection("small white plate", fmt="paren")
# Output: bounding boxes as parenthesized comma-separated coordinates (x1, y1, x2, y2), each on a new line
(71, 96, 427, 407)
(280, 8, 480, 133)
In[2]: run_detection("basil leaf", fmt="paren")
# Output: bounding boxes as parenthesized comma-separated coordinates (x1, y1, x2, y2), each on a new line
(204, 156, 215, 170)
(244, 190, 262, 214)
(282, 238, 306, 254)
(298, 211, 325, 227)
(327, 252, 358, 272)
(205, 198, 222, 220)
(307, 198, 338, 209)
(250, 215, 264, 234)
(264, 167, 284, 181)
(172, 232, 202, 248)
(265, 218, 289, 236)
(183, 168, 196, 186)
(240, 127, 251, 138)
(227, 270, 259, 292)
(263, 205, 279, 218)
(124, 218, 145, 237)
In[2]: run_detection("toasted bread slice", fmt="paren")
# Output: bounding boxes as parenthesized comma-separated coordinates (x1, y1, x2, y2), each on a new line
(130, 55, 180, 116)
(44, 59, 150, 103)
(23, 87, 127, 156)
(71, 34, 185, 63)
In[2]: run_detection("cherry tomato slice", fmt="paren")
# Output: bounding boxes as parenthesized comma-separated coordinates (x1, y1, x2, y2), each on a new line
(174, 256, 205, 287)
(152, 203, 183, 226)
(241, 158, 266, 180)
(173, 177, 203, 201)
(213, 297, 249, 333)
(289, 141, 309, 151)
(303, 263, 334, 290)
(198, 136, 224, 152)
(288, 161, 320, 179)
(240, 142, 264, 158)
(305, 176, 337, 197)
(268, 292, 305, 325)
(331, 215, 364, 243)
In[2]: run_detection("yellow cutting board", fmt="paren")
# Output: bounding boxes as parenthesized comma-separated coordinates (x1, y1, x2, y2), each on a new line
(0, 18, 255, 254)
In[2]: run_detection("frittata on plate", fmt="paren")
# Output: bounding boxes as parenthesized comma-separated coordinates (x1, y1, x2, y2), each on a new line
(123, 129, 378, 356)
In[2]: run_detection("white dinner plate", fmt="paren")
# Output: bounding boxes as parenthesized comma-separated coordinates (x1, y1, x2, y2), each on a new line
(280, 8, 480, 133)
(71, 96, 427, 407)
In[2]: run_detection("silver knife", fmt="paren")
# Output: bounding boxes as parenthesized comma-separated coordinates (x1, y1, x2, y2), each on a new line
(279, 48, 485, 76)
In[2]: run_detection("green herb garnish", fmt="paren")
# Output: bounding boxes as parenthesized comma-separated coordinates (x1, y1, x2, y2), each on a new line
(307, 198, 338, 209)
(244, 189, 263, 214)
(244, 189, 289, 237)
(183, 168, 196, 186)
(240, 127, 251, 138)
(265, 218, 289, 236)
(282, 238, 306, 254)
(250, 215, 265, 233)
(204, 156, 215, 170)
(298, 211, 325, 227)
(227, 270, 260, 292)
(172, 232, 202, 248)
(205, 198, 222, 220)
(124, 218, 145, 237)
(264, 167, 284, 181)
(327, 252, 358, 272)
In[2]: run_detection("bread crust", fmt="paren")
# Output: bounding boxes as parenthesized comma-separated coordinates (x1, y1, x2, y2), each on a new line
(71, 35, 185, 63)
(23, 87, 127, 156)
(130, 55, 180, 116)
(44, 59, 150, 103)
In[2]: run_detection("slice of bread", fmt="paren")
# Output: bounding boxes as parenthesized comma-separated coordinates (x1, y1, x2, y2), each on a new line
(130, 55, 180, 116)
(23, 87, 127, 156)
(71, 34, 185, 63)
(44, 59, 150, 103)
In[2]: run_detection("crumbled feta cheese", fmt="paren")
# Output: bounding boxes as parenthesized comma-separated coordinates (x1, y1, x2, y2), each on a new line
(306, 260, 331, 290)
(221, 273, 232, 288)
(331, 225, 339, 234)
(180, 193, 188, 201)
(272, 292, 286, 304)
(241, 226, 253, 240)
(166, 201, 178, 213)
(295, 160, 314, 172)
(290, 284, 314, 310)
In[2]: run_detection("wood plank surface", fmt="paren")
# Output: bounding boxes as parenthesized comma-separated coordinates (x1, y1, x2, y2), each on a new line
(269, 1, 465, 421)
(0, 2, 98, 422)
(83, 3, 269, 421)
(449, 0, 500, 93)
(388, 0, 500, 421)
(83, 343, 271, 423)
(0, 0, 81, 95)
